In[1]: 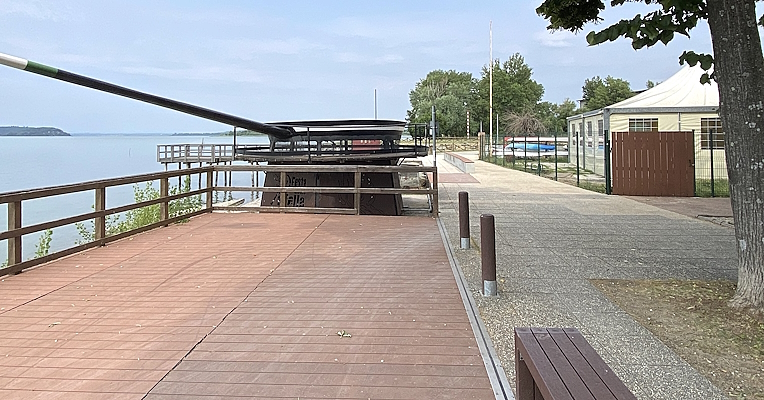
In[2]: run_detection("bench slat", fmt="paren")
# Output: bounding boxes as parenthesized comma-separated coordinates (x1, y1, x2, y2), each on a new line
(532, 328, 596, 400)
(564, 328, 637, 400)
(515, 327, 573, 400)
(548, 328, 616, 400)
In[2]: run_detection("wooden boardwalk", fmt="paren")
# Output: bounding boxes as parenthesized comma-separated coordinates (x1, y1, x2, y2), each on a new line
(0, 213, 494, 399)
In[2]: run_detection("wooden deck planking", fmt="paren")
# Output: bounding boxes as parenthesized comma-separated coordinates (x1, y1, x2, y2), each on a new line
(0, 213, 494, 399)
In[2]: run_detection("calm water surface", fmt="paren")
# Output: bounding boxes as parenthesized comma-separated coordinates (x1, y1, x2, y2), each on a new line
(0, 134, 268, 260)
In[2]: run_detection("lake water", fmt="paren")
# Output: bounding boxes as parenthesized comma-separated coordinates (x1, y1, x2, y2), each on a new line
(0, 134, 269, 261)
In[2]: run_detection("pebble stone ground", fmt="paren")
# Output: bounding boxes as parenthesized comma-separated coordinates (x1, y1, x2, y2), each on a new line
(429, 152, 738, 400)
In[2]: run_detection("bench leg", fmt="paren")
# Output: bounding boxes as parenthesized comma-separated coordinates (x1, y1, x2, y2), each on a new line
(516, 346, 535, 399)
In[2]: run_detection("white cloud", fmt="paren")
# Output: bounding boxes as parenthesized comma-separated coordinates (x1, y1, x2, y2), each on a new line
(534, 30, 575, 48)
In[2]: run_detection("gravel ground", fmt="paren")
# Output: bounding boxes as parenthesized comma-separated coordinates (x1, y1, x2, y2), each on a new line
(430, 154, 737, 400)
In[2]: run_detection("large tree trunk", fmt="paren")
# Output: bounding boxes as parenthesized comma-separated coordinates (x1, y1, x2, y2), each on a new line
(707, 0, 764, 311)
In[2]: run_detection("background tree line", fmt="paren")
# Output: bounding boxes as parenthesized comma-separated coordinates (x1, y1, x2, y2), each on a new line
(407, 53, 637, 136)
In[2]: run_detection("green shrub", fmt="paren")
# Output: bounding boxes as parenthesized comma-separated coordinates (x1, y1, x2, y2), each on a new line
(76, 177, 203, 244)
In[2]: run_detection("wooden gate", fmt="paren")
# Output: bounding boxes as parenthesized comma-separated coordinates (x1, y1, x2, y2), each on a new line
(611, 131, 695, 196)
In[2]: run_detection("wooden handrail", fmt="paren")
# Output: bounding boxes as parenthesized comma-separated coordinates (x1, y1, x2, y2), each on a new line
(1, 163, 438, 276)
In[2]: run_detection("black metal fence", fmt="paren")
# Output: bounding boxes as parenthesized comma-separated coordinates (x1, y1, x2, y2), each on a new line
(479, 131, 729, 197)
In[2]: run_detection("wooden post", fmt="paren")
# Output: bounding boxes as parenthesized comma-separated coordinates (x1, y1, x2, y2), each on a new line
(7, 201, 21, 266)
(279, 171, 286, 211)
(95, 187, 106, 241)
(160, 177, 169, 223)
(354, 169, 362, 215)
(251, 165, 255, 202)
(206, 168, 214, 210)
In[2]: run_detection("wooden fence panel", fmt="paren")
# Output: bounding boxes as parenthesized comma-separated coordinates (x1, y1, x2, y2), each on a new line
(612, 131, 694, 196)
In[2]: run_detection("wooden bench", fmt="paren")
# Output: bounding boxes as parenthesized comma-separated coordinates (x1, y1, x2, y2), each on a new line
(443, 152, 475, 173)
(514, 327, 636, 400)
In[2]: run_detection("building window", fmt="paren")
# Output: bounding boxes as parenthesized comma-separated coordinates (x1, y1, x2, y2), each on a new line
(597, 120, 604, 137)
(701, 118, 724, 149)
(628, 118, 658, 132)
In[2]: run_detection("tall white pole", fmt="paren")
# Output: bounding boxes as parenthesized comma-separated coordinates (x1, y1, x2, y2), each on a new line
(489, 21, 493, 157)
(374, 89, 378, 119)
(431, 105, 437, 169)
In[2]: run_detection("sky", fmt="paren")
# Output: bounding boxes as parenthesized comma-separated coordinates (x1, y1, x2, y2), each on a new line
(0, 0, 715, 134)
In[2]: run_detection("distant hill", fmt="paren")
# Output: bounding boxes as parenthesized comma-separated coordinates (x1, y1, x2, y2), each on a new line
(0, 126, 70, 136)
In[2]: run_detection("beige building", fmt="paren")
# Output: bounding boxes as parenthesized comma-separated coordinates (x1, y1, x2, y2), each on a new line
(567, 65, 725, 179)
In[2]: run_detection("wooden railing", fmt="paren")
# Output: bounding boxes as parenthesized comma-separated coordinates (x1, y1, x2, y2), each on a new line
(1, 164, 437, 276)
(157, 144, 234, 163)
(0, 167, 211, 276)
(212, 164, 438, 215)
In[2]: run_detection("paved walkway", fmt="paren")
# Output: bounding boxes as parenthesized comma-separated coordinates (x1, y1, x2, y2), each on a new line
(0, 213, 495, 399)
(433, 153, 738, 399)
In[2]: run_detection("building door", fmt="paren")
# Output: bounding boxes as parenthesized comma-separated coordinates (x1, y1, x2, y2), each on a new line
(611, 131, 695, 196)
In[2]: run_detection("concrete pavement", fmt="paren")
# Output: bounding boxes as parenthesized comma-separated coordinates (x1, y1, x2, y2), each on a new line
(431, 152, 737, 399)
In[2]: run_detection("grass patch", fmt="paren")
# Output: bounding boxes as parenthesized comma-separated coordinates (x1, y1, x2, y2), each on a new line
(696, 179, 730, 197)
(592, 279, 764, 399)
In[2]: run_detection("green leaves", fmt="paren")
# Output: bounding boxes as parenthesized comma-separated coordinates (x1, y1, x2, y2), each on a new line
(536, 0, 605, 31)
(407, 70, 476, 136)
(679, 50, 714, 70)
(545, 0, 707, 53)
(76, 177, 203, 244)
(34, 229, 53, 259)
(679, 50, 714, 83)
(581, 76, 634, 111)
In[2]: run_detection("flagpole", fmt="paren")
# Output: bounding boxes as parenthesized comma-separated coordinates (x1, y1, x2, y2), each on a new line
(489, 21, 493, 159)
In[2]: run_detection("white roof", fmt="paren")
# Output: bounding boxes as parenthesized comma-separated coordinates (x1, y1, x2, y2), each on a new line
(608, 65, 718, 109)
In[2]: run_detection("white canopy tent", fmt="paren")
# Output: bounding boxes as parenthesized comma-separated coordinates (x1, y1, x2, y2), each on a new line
(567, 65, 723, 179)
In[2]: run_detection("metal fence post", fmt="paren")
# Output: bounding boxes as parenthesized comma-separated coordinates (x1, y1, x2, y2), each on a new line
(537, 135, 542, 175)
(576, 129, 581, 187)
(554, 133, 558, 181)
(480, 214, 497, 296)
(604, 130, 612, 195)
(709, 129, 715, 197)
(458, 192, 470, 249)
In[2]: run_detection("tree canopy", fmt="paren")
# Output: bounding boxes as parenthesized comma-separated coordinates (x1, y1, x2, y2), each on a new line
(473, 53, 545, 128)
(581, 75, 633, 111)
(407, 53, 586, 136)
(407, 70, 476, 136)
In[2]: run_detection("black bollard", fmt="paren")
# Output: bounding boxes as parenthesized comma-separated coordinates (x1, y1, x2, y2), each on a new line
(480, 214, 497, 296)
(458, 191, 470, 249)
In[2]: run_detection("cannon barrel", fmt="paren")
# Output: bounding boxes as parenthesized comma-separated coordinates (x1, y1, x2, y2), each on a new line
(0, 52, 294, 140)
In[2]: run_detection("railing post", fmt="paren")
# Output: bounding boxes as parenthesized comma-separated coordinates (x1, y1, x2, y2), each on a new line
(458, 191, 470, 249)
(7, 201, 21, 267)
(354, 169, 362, 215)
(160, 177, 169, 223)
(279, 171, 286, 211)
(206, 168, 214, 210)
(480, 214, 497, 296)
(95, 187, 106, 241)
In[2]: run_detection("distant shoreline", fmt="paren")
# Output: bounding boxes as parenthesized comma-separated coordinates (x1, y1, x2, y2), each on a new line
(0, 126, 69, 137)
